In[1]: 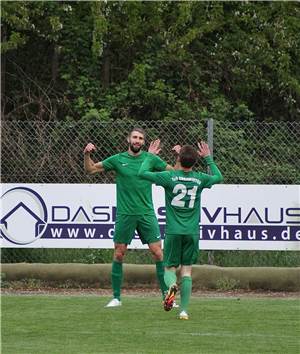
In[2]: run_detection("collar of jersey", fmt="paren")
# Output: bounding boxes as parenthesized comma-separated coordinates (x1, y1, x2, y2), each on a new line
(124, 151, 145, 159)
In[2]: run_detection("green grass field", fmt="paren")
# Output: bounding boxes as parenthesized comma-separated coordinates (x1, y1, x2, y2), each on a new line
(2, 294, 299, 354)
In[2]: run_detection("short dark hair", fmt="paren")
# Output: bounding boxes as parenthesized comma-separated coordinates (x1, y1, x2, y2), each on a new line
(128, 127, 146, 139)
(179, 145, 198, 168)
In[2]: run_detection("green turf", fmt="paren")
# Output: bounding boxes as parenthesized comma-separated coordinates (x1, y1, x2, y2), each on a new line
(1, 295, 300, 354)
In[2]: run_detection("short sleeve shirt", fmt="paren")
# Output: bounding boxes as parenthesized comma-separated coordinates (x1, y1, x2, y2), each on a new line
(102, 151, 167, 215)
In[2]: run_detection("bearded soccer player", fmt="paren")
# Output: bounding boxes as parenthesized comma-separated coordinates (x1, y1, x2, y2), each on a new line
(84, 127, 173, 307)
(138, 142, 223, 320)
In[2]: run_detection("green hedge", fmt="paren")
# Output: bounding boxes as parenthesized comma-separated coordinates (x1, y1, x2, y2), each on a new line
(2, 249, 300, 267)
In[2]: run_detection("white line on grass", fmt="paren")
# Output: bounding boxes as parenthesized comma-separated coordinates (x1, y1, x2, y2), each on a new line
(187, 332, 296, 338)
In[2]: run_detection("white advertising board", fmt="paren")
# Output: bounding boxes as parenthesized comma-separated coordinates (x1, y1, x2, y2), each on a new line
(1, 184, 299, 250)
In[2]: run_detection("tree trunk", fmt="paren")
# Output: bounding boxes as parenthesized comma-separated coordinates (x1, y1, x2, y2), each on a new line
(102, 47, 110, 89)
(51, 43, 60, 85)
(51, 44, 60, 119)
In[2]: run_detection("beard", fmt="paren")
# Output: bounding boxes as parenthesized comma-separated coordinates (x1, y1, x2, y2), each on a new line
(129, 143, 142, 153)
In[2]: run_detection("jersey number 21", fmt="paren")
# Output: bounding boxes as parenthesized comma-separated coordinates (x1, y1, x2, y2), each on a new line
(171, 184, 198, 208)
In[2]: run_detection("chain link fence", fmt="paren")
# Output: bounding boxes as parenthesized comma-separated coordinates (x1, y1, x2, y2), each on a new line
(1, 119, 299, 184)
(1, 119, 300, 265)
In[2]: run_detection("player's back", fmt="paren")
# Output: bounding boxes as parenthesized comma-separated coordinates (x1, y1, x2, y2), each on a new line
(164, 170, 207, 235)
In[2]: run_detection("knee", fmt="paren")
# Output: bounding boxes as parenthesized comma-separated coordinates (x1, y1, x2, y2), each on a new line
(114, 248, 126, 262)
(180, 265, 192, 277)
(151, 248, 163, 261)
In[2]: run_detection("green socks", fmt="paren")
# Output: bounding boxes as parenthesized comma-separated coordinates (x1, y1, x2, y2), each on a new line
(112, 261, 186, 305)
(155, 261, 168, 298)
(180, 276, 192, 312)
(163, 269, 177, 288)
(111, 260, 123, 300)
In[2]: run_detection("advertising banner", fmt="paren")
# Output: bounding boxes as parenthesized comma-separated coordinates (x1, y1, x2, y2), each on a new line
(1, 184, 299, 250)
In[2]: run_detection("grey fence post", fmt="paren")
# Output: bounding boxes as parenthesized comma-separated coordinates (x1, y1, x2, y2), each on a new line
(207, 118, 214, 159)
(206, 118, 215, 265)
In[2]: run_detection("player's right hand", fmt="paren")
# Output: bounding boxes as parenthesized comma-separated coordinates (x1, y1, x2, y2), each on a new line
(172, 145, 181, 155)
(84, 143, 96, 154)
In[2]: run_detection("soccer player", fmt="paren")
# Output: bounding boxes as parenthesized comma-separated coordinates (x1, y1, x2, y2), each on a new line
(84, 127, 173, 307)
(138, 142, 223, 320)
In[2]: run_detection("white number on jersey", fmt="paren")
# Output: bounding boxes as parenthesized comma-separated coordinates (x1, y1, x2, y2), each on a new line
(171, 184, 198, 208)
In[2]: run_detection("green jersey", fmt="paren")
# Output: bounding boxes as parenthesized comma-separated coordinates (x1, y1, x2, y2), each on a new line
(102, 151, 167, 215)
(138, 156, 223, 234)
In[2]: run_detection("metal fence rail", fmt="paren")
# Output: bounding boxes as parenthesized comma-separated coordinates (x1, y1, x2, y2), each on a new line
(1, 119, 299, 264)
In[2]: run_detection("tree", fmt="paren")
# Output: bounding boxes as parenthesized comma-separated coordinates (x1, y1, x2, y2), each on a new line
(2, 1, 299, 122)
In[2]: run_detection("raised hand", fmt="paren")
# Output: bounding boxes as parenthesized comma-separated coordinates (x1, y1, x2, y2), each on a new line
(148, 139, 161, 155)
(171, 145, 182, 155)
(84, 143, 96, 154)
(197, 141, 211, 158)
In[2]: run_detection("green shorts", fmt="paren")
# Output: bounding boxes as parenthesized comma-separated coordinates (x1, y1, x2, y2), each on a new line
(163, 233, 199, 267)
(113, 214, 161, 245)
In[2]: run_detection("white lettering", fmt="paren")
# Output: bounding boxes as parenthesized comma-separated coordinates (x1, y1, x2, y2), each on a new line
(234, 230, 242, 240)
(84, 228, 96, 238)
(171, 176, 202, 185)
(67, 228, 79, 238)
(50, 228, 62, 238)
(248, 230, 256, 240)
(207, 229, 216, 239)
(108, 228, 114, 239)
(261, 230, 268, 240)
(281, 227, 290, 241)
(221, 226, 229, 240)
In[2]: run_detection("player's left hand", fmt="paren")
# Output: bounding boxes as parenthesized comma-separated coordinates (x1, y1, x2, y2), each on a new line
(148, 139, 161, 155)
(198, 141, 211, 158)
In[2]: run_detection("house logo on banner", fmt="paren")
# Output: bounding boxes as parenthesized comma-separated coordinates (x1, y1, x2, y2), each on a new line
(0, 184, 117, 248)
(0, 187, 48, 245)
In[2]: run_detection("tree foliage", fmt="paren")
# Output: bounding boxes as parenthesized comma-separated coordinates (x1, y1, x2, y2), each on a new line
(1, 1, 299, 121)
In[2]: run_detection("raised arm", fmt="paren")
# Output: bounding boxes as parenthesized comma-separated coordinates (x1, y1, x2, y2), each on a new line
(84, 143, 105, 175)
(198, 141, 223, 184)
(137, 155, 158, 183)
(148, 139, 174, 171)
